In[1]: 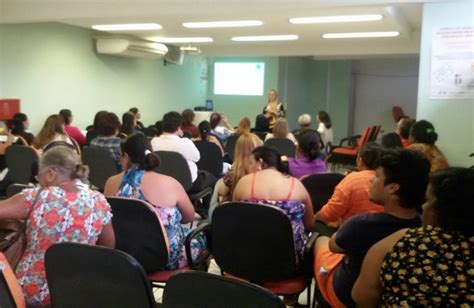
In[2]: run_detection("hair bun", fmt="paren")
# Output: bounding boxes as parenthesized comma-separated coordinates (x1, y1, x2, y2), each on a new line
(71, 164, 89, 182)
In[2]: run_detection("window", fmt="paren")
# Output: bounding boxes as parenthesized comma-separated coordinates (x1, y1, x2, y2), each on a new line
(214, 62, 265, 96)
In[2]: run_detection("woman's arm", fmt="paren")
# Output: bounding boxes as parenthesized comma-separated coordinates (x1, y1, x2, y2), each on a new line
(97, 222, 115, 248)
(0, 194, 29, 220)
(103, 173, 123, 196)
(297, 181, 315, 231)
(174, 180, 195, 223)
(352, 229, 408, 307)
(216, 178, 230, 202)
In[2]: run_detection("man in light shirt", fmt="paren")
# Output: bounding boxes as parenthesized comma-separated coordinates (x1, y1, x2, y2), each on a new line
(151, 111, 215, 192)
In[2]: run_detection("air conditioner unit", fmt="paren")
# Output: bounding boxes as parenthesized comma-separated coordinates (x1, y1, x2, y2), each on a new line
(96, 39, 168, 59)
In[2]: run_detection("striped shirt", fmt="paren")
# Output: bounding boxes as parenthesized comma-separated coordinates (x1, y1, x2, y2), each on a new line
(90, 136, 122, 172)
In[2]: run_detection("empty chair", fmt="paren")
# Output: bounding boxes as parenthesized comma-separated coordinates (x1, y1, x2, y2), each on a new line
(212, 202, 317, 306)
(45, 243, 155, 308)
(264, 138, 296, 158)
(163, 271, 285, 308)
(82, 146, 119, 190)
(195, 140, 223, 178)
(224, 134, 239, 163)
(328, 126, 373, 169)
(301, 173, 345, 213)
(5, 145, 38, 184)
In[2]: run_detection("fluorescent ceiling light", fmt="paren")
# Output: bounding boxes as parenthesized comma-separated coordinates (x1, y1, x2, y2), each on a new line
(183, 20, 263, 28)
(322, 31, 400, 39)
(289, 14, 383, 24)
(150, 37, 213, 43)
(180, 46, 200, 51)
(92, 23, 162, 31)
(231, 35, 298, 42)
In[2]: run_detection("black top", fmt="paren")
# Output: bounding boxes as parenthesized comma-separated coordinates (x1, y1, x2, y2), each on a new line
(333, 212, 421, 307)
(12, 130, 35, 145)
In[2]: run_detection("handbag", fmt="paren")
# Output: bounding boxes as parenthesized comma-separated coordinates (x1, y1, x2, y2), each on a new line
(0, 188, 42, 269)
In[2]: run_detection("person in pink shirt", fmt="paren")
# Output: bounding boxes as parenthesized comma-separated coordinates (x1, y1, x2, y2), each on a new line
(60, 109, 86, 147)
(314, 143, 384, 226)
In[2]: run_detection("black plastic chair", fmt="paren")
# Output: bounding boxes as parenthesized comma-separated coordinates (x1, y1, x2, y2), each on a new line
(82, 146, 119, 191)
(45, 242, 156, 308)
(6, 183, 33, 198)
(163, 271, 285, 308)
(107, 197, 211, 286)
(5, 145, 39, 184)
(153, 151, 213, 216)
(195, 140, 223, 178)
(265, 138, 296, 158)
(143, 126, 158, 138)
(212, 202, 317, 306)
(224, 134, 239, 163)
(301, 173, 345, 213)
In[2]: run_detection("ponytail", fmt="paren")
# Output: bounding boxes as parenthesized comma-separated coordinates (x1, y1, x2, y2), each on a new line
(71, 164, 89, 182)
(122, 134, 160, 171)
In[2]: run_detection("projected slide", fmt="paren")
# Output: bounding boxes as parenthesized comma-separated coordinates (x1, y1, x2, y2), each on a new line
(214, 62, 265, 96)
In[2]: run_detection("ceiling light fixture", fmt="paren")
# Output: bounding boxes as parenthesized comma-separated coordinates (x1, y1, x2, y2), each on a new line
(183, 20, 263, 28)
(92, 23, 162, 31)
(180, 46, 200, 51)
(322, 31, 400, 39)
(231, 35, 298, 42)
(149, 37, 214, 43)
(289, 14, 383, 24)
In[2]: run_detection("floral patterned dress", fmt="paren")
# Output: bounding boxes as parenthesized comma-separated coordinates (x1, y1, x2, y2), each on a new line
(244, 172, 308, 262)
(116, 166, 206, 270)
(16, 185, 112, 306)
(381, 226, 474, 307)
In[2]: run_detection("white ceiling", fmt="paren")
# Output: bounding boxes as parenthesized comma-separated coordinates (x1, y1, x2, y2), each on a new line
(1, 0, 441, 58)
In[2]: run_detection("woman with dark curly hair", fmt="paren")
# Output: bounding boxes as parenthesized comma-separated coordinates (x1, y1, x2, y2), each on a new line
(353, 167, 474, 307)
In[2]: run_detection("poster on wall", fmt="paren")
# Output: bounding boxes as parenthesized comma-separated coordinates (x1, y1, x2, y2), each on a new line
(430, 26, 474, 99)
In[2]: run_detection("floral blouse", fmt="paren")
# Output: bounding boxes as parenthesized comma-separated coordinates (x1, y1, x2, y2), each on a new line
(381, 226, 473, 307)
(17, 185, 112, 306)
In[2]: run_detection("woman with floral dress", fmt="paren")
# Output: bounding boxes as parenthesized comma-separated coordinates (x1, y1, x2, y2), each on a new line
(104, 133, 205, 270)
(0, 146, 115, 306)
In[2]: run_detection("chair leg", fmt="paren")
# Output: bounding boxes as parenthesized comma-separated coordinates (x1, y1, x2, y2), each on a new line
(306, 282, 312, 308)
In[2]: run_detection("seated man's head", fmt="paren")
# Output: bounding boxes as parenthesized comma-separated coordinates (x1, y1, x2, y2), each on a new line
(297, 114, 311, 129)
(356, 143, 383, 171)
(162, 111, 183, 135)
(396, 117, 415, 140)
(97, 112, 120, 137)
(369, 149, 431, 210)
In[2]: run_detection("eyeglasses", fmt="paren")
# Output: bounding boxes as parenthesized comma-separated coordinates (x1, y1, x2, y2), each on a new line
(34, 167, 57, 182)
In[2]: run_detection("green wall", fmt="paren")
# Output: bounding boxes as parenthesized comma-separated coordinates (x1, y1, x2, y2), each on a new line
(417, 0, 474, 166)
(0, 22, 207, 133)
(207, 56, 279, 127)
(278, 57, 352, 142)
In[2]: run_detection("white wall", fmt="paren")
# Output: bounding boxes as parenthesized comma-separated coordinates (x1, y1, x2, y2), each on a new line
(352, 57, 419, 137)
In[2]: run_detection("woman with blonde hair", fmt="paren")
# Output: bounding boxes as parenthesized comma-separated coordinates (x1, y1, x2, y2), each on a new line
(263, 89, 285, 129)
(264, 118, 296, 144)
(235, 117, 251, 135)
(216, 133, 263, 202)
(32, 114, 78, 154)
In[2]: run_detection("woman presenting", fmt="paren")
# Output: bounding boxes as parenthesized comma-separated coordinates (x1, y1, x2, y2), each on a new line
(263, 89, 285, 130)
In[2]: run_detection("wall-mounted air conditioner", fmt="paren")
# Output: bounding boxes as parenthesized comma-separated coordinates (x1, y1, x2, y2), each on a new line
(96, 39, 168, 59)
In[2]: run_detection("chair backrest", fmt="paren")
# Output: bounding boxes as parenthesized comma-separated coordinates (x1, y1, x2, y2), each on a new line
(264, 138, 296, 158)
(153, 151, 193, 191)
(5, 145, 38, 184)
(82, 146, 118, 190)
(301, 173, 345, 212)
(143, 126, 158, 138)
(0, 253, 25, 308)
(224, 134, 239, 163)
(392, 106, 405, 122)
(43, 140, 79, 155)
(6, 183, 33, 198)
(195, 140, 223, 178)
(107, 197, 169, 272)
(356, 127, 372, 148)
(45, 243, 155, 308)
(212, 202, 298, 282)
(371, 125, 382, 142)
(163, 271, 285, 308)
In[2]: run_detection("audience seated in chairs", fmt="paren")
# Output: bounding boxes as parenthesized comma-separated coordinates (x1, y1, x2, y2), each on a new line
(59, 109, 87, 147)
(353, 167, 474, 307)
(31, 114, 78, 155)
(313, 148, 430, 307)
(86, 110, 107, 145)
(104, 134, 206, 270)
(264, 118, 296, 144)
(292, 113, 312, 136)
(408, 119, 449, 173)
(90, 112, 123, 172)
(120, 112, 143, 138)
(182, 109, 199, 138)
(215, 133, 263, 203)
(395, 116, 414, 148)
(315, 143, 384, 227)
(381, 132, 403, 149)
(151, 111, 215, 193)
(288, 129, 326, 179)
(235, 117, 251, 136)
(129, 107, 145, 130)
(210, 112, 234, 144)
(232, 145, 314, 261)
(0, 146, 114, 306)
(11, 112, 34, 145)
(195, 120, 224, 156)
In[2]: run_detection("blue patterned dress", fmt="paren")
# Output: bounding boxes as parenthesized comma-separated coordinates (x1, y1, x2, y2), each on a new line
(244, 173, 308, 262)
(116, 166, 206, 270)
